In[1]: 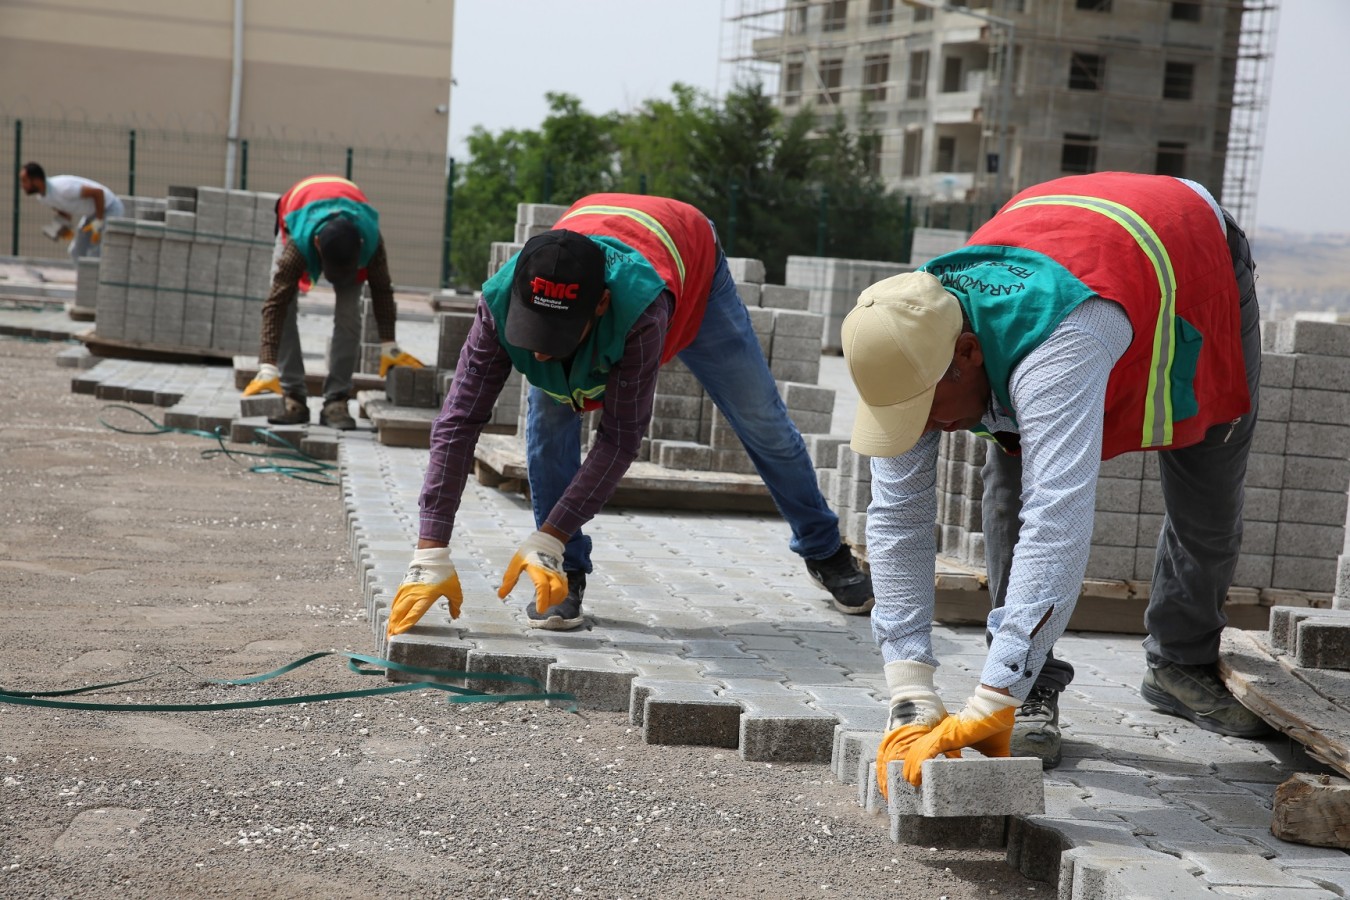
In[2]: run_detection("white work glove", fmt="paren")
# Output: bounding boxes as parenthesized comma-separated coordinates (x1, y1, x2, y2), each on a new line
(875, 660, 955, 799)
(379, 340, 425, 377)
(497, 530, 568, 614)
(243, 363, 282, 397)
(386, 546, 464, 636)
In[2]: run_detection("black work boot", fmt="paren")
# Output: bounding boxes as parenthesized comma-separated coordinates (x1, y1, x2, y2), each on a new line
(1012, 684, 1063, 769)
(805, 544, 874, 614)
(1141, 661, 1273, 738)
(267, 394, 309, 425)
(526, 572, 586, 631)
(320, 398, 356, 431)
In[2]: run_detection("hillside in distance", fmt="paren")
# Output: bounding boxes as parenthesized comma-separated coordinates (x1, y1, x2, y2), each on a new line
(1248, 228, 1350, 318)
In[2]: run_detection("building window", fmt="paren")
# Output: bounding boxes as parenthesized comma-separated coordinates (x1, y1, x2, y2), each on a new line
(866, 140, 883, 177)
(1061, 133, 1098, 174)
(1076, 0, 1112, 10)
(913, 5, 932, 22)
(1156, 141, 1187, 177)
(1069, 53, 1104, 91)
(1171, 2, 1201, 21)
(788, 0, 808, 35)
(907, 50, 930, 99)
(936, 136, 957, 171)
(942, 56, 963, 93)
(823, 0, 849, 32)
(867, 0, 894, 26)
(863, 55, 890, 102)
(1164, 61, 1195, 100)
(819, 57, 844, 104)
(902, 131, 923, 177)
(784, 61, 804, 106)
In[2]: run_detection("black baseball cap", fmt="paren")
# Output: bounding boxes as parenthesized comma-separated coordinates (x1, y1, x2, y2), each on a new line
(506, 230, 607, 358)
(316, 216, 361, 287)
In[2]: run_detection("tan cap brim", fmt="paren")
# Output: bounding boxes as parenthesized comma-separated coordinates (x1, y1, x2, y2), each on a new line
(849, 384, 936, 458)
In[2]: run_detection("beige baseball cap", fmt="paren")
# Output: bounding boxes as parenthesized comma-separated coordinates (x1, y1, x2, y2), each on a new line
(841, 272, 963, 457)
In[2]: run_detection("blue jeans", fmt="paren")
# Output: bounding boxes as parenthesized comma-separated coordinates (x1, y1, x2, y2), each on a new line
(525, 252, 842, 574)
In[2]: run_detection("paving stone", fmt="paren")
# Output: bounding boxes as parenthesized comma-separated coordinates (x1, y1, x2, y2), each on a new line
(1058, 845, 1215, 900)
(885, 756, 1045, 817)
(545, 651, 635, 712)
(632, 679, 741, 746)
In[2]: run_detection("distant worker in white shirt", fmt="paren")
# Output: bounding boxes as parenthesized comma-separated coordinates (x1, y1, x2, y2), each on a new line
(19, 162, 125, 260)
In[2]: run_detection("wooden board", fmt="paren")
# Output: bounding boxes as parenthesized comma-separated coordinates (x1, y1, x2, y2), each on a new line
(1220, 628, 1350, 780)
(1272, 773, 1350, 849)
(472, 433, 781, 514)
(235, 356, 385, 394)
(79, 329, 235, 364)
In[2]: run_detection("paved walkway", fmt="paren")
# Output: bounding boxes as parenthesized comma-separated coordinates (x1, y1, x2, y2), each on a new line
(8, 298, 1350, 898)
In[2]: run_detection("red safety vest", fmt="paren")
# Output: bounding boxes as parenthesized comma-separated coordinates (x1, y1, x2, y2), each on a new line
(554, 193, 720, 363)
(971, 173, 1250, 458)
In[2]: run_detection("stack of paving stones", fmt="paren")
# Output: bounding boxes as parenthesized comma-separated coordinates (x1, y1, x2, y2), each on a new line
(784, 254, 911, 352)
(72, 257, 99, 319)
(813, 320, 1350, 600)
(92, 185, 279, 354)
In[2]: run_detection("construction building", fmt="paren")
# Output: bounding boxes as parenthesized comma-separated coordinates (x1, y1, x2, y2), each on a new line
(723, 0, 1278, 227)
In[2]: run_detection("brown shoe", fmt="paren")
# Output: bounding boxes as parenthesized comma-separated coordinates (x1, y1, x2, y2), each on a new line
(319, 398, 356, 431)
(267, 394, 309, 425)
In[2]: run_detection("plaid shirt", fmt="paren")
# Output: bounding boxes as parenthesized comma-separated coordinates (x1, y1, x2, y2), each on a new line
(257, 236, 397, 365)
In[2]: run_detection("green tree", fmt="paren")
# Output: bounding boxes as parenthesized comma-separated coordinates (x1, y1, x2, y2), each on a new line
(611, 83, 715, 198)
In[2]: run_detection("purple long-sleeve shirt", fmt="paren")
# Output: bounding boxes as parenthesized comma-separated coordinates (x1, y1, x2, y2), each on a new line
(418, 293, 673, 544)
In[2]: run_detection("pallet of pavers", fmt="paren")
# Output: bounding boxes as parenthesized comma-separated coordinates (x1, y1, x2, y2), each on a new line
(1222, 611, 1350, 850)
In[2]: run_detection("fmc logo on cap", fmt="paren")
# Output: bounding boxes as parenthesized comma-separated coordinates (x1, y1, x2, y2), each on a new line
(529, 276, 580, 306)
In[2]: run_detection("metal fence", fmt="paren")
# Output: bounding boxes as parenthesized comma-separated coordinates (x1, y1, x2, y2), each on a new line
(2, 116, 451, 288)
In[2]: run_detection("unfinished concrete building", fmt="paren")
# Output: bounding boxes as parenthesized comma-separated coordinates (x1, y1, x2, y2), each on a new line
(725, 0, 1277, 227)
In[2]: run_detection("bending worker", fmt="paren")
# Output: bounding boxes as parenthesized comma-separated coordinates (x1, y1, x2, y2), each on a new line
(242, 174, 422, 430)
(386, 192, 872, 634)
(842, 172, 1269, 795)
(19, 162, 124, 260)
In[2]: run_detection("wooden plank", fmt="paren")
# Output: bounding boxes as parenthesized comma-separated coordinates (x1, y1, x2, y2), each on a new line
(1220, 629, 1350, 779)
(79, 330, 235, 364)
(1272, 773, 1350, 849)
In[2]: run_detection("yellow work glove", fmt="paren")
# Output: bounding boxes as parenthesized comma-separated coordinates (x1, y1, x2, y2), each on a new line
(875, 660, 957, 800)
(386, 546, 463, 637)
(243, 362, 282, 397)
(901, 685, 1019, 788)
(379, 341, 425, 377)
(497, 530, 568, 614)
(81, 217, 104, 244)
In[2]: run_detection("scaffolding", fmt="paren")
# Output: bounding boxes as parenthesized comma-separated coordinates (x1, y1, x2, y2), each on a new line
(722, 0, 1279, 226)
(1222, 1, 1280, 230)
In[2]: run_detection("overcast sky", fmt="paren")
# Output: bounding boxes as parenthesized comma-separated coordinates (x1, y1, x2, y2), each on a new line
(448, 0, 1347, 236)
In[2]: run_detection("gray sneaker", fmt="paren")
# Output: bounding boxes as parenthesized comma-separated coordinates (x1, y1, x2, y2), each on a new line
(1012, 684, 1062, 770)
(1141, 662, 1273, 739)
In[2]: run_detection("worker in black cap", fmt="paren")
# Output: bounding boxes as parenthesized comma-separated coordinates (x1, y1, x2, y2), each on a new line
(243, 175, 422, 429)
(385, 192, 872, 635)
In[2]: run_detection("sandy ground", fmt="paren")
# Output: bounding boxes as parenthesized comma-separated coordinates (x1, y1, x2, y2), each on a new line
(0, 336, 1040, 900)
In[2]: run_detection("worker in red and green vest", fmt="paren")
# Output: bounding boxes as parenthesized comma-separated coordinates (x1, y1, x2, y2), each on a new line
(846, 172, 1271, 798)
(386, 193, 871, 634)
(242, 175, 422, 429)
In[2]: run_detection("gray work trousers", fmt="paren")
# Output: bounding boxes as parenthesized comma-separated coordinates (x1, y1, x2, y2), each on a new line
(271, 233, 363, 403)
(982, 211, 1262, 692)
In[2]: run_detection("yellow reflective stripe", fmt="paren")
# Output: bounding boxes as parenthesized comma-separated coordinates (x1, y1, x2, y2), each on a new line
(1008, 194, 1177, 448)
(291, 175, 358, 194)
(557, 204, 685, 289)
(538, 383, 607, 409)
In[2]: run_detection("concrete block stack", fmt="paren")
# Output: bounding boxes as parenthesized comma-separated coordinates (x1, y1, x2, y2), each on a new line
(73, 257, 100, 318)
(513, 203, 569, 244)
(784, 255, 912, 353)
(93, 184, 278, 354)
(907, 227, 969, 266)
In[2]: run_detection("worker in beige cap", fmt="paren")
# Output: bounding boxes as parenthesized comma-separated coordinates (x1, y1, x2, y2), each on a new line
(843, 173, 1270, 797)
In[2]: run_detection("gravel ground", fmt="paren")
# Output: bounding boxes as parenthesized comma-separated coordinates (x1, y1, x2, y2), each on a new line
(0, 336, 1041, 900)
